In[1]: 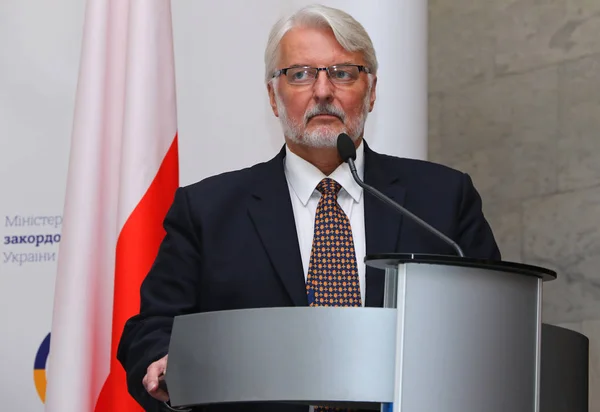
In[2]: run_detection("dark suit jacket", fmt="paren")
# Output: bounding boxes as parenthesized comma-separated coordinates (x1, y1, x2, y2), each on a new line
(117, 142, 501, 411)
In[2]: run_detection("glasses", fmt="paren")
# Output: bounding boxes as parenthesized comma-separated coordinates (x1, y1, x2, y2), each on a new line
(272, 64, 371, 86)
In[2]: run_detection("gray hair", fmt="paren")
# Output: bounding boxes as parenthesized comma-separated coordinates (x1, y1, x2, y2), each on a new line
(264, 4, 378, 83)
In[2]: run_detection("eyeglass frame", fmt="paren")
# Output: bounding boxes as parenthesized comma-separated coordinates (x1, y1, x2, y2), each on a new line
(271, 64, 372, 85)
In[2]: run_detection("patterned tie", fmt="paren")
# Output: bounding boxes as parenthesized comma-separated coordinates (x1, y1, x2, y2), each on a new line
(306, 178, 361, 412)
(306, 178, 361, 307)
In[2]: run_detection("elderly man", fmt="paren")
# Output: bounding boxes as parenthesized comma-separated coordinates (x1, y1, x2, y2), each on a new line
(117, 4, 500, 412)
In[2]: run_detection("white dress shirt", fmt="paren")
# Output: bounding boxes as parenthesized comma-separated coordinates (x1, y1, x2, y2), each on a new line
(283, 141, 366, 305)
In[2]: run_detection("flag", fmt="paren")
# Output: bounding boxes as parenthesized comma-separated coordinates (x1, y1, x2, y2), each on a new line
(44, 0, 179, 410)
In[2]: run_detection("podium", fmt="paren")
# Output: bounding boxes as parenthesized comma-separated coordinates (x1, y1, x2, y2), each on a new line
(163, 254, 588, 412)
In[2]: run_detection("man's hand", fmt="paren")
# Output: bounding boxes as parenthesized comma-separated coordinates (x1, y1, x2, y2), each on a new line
(143, 354, 169, 402)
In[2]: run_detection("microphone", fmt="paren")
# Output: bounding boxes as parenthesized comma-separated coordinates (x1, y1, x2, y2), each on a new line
(336, 133, 465, 257)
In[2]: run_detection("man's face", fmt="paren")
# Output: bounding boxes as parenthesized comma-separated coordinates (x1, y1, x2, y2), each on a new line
(267, 26, 377, 148)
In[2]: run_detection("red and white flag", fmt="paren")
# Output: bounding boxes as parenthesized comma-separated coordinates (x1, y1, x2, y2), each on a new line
(45, 0, 178, 410)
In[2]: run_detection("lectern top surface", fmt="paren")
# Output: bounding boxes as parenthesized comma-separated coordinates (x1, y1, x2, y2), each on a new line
(365, 253, 556, 281)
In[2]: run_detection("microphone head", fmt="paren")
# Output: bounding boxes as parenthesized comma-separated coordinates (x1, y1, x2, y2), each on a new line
(337, 133, 357, 163)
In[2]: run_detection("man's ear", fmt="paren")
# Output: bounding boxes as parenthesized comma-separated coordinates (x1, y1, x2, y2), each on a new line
(368, 76, 377, 112)
(267, 81, 279, 117)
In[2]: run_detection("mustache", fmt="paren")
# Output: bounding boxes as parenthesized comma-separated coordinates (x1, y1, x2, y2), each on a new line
(304, 104, 346, 124)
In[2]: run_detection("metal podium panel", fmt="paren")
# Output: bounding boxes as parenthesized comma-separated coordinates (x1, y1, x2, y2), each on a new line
(397, 263, 541, 412)
(164, 258, 568, 411)
(166, 307, 397, 409)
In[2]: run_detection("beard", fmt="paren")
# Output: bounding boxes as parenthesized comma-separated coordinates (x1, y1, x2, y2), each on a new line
(274, 84, 372, 148)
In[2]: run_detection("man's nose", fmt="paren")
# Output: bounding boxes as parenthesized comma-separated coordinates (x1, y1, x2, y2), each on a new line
(312, 70, 334, 102)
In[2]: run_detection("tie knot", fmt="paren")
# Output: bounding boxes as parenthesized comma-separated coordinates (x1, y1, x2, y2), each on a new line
(316, 178, 341, 195)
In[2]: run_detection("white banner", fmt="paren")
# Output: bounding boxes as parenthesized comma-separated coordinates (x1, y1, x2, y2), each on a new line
(0, 0, 85, 410)
(0, 1, 426, 410)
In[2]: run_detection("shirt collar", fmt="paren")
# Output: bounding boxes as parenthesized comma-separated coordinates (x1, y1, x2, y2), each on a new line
(284, 140, 365, 206)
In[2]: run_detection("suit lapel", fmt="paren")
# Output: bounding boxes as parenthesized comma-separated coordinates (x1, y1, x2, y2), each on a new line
(247, 147, 308, 307)
(363, 145, 406, 307)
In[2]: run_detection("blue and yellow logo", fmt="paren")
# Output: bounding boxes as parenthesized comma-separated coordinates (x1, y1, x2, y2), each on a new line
(34, 333, 50, 402)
